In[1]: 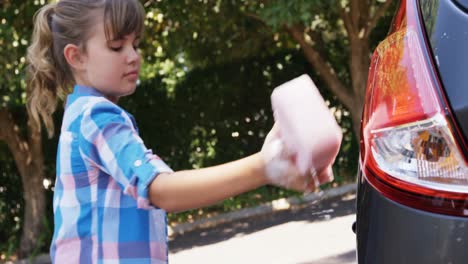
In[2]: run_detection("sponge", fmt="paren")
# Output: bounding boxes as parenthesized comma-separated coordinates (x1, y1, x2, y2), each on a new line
(271, 74, 342, 183)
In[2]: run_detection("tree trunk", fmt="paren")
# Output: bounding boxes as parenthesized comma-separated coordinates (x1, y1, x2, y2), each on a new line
(18, 161, 46, 258)
(286, 25, 367, 140)
(284, 1, 394, 140)
(348, 36, 370, 139)
(349, 101, 364, 143)
(0, 109, 46, 258)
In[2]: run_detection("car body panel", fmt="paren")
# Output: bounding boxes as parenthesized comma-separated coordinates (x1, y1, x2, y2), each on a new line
(356, 168, 468, 264)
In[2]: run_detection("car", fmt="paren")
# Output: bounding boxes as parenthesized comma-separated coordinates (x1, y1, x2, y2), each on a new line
(355, 0, 468, 263)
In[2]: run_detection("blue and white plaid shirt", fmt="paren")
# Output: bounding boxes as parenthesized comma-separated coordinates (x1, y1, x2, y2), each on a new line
(50, 85, 173, 263)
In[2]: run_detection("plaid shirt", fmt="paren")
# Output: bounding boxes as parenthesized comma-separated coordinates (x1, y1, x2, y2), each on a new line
(50, 85, 173, 263)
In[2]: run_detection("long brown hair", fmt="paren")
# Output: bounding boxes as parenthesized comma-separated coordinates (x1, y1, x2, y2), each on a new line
(27, 0, 145, 137)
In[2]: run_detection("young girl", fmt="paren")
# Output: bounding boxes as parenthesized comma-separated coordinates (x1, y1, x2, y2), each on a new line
(27, 0, 319, 263)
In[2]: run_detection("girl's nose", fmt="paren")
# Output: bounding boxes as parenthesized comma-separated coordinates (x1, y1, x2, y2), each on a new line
(127, 47, 140, 64)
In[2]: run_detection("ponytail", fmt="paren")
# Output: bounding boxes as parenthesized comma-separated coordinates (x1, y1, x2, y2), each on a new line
(27, 3, 63, 138)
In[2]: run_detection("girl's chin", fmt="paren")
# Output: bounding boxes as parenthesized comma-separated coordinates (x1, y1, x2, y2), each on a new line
(105, 87, 137, 102)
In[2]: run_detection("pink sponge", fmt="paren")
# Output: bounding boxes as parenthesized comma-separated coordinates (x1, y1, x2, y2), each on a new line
(271, 74, 342, 183)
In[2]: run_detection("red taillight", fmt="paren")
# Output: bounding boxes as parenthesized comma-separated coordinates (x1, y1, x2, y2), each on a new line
(361, 0, 468, 216)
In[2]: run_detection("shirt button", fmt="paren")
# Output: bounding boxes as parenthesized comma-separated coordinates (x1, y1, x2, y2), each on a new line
(134, 160, 142, 167)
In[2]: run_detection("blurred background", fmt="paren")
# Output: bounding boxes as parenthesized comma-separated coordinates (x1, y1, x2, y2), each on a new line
(0, 0, 395, 261)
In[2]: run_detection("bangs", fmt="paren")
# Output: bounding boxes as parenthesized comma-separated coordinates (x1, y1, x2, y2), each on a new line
(103, 0, 145, 40)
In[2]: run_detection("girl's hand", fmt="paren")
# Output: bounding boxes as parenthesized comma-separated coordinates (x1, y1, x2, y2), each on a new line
(260, 124, 317, 192)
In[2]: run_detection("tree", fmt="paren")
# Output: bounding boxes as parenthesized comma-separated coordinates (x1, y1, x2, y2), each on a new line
(0, 0, 48, 257)
(144, 0, 396, 137)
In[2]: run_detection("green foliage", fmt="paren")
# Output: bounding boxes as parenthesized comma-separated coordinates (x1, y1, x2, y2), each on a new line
(143, 0, 280, 70)
(0, 0, 40, 108)
(257, 0, 332, 30)
(141, 0, 373, 104)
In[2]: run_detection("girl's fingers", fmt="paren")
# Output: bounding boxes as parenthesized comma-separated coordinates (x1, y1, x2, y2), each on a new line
(261, 130, 333, 193)
(286, 170, 317, 193)
(317, 166, 334, 185)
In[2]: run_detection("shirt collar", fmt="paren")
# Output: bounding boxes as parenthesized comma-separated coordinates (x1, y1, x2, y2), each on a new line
(73, 85, 105, 97)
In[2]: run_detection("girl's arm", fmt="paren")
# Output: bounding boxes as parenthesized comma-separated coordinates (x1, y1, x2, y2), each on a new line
(148, 152, 268, 213)
(149, 125, 316, 213)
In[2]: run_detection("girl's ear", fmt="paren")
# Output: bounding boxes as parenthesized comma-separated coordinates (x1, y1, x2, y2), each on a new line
(63, 44, 86, 71)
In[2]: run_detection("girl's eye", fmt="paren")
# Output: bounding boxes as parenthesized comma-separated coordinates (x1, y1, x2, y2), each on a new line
(110, 46, 122, 52)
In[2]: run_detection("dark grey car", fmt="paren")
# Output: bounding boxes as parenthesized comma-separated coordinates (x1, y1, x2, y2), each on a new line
(356, 0, 468, 263)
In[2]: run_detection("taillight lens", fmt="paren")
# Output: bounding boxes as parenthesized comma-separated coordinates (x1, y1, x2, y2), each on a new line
(361, 0, 468, 215)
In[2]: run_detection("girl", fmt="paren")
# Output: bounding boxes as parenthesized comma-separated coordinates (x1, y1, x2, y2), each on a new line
(27, 0, 318, 263)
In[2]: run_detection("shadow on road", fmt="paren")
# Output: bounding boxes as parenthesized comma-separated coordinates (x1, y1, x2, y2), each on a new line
(169, 192, 356, 253)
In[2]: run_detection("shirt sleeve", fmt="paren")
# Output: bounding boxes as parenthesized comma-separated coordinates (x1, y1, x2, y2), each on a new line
(79, 99, 173, 209)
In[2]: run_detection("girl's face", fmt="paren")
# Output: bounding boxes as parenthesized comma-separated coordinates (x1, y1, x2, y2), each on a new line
(79, 19, 141, 102)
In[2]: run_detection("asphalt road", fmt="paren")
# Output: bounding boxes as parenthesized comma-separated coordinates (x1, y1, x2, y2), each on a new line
(169, 192, 357, 264)
(12, 191, 357, 264)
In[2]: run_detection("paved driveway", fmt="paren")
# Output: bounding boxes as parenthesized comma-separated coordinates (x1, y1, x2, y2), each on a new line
(169, 192, 357, 264)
